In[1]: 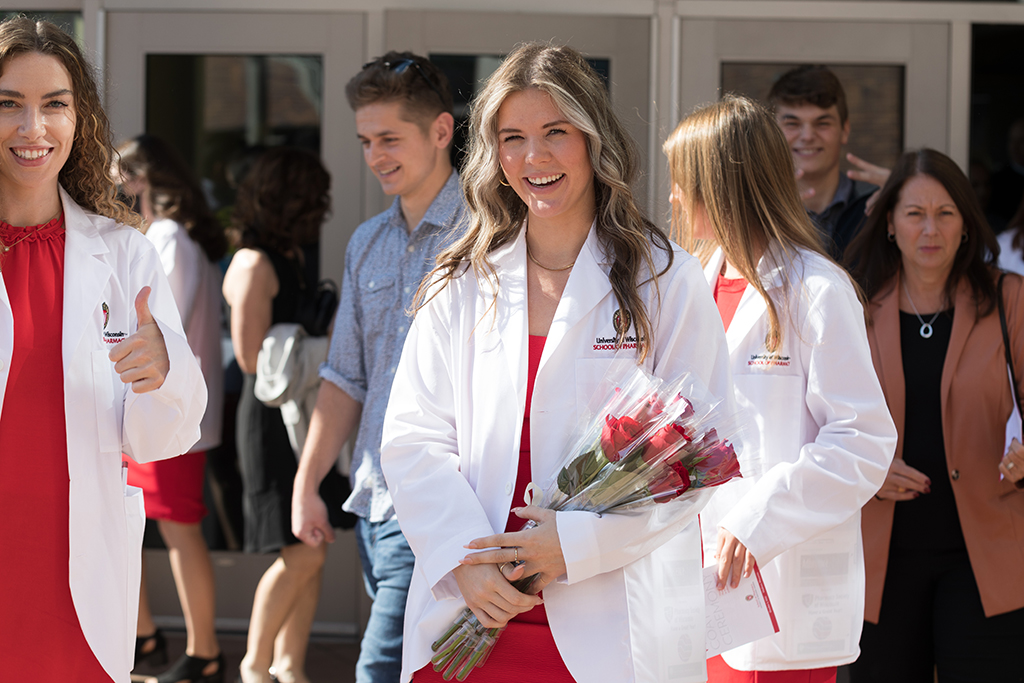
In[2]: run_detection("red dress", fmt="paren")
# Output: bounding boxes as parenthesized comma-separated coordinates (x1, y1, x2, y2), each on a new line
(415, 335, 576, 682)
(0, 215, 113, 681)
(126, 449, 208, 523)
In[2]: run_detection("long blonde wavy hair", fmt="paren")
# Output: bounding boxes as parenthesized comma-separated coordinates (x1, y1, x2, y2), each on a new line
(421, 43, 672, 361)
(663, 95, 835, 351)
(0, 17, 139, 227)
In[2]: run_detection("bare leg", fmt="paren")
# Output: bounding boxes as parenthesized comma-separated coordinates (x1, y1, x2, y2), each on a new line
(239, 542, 326, 683)
(137, 555, 157, 638)
(158, 519, 220, 659)
(270, 566, 323, 683)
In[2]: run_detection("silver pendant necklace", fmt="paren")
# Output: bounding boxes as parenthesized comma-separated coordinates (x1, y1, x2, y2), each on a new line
(902, 279, 942, 339)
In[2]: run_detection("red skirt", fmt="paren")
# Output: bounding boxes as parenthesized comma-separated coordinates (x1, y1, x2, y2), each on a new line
(707, 655, 837, 683)
(126, 450, 208, 524)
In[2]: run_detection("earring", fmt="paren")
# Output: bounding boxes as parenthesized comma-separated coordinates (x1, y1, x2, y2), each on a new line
(887, 232, 896, 242)
(498, 176, 511, 187)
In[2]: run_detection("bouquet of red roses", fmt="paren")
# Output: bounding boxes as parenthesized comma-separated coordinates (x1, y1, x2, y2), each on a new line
(428, 363, 747, 680)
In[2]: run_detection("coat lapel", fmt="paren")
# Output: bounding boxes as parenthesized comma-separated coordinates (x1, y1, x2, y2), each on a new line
(60, 187, 113, 367)
(702, 246, 769, 352)
(543, 224, 609, 372)
(871, 277, 906, 456)
(492, 230, 529, 414)
(940, 279, 975, 463)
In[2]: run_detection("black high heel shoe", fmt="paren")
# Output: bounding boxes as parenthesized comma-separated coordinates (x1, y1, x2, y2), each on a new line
(134, 629, 168, 669)
(157, 651, 224, 683)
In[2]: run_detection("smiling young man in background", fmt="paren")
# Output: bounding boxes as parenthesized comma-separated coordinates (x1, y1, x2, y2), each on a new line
(768, 65, 878, 260)
(291, 52, 465, 683)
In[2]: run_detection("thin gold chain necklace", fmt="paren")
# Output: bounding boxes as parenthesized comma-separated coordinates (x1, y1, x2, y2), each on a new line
(526, 242, 575, 272)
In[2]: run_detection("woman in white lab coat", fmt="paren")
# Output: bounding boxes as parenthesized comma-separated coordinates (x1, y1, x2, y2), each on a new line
(663, 96, 896, 682)
(0, 18, 206, 683)
(380, 44, 732, 683)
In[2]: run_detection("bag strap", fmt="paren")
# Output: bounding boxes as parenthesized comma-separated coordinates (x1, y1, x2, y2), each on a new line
(998, 272, 1023, 423)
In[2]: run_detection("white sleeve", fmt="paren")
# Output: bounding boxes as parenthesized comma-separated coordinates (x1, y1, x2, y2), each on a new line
(121, 232, 207, 463)
(719, 270, 897, 566)
(556, 253, 735, 583)
(381, 287, 496, 601)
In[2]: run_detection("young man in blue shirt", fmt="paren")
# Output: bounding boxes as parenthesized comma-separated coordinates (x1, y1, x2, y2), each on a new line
(291, 52, 466, 683)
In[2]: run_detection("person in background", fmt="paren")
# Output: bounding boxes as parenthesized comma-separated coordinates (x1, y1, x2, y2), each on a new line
(767, 65, 880, 259)
(845, 149, 1024, 682)
(223, 148, 350, 683)
(116, 134, 226, 683)
(290, 52, 464, 683)
(997, 195, 1024, 276)
(664, 95, 896, 683)
(0, 16, 205, 682)
(380, 42, 731, 683)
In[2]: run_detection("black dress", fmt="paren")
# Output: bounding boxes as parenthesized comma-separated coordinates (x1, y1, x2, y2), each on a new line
(236, 246, 352, 553)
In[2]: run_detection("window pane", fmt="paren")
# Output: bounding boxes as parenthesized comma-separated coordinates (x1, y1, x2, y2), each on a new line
(146, 54, 322, 210)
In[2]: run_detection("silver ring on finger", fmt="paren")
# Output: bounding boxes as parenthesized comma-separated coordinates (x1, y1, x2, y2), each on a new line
(1008, 461, 1016, 470)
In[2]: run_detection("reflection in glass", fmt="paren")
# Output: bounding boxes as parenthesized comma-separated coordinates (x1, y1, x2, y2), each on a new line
(146, 54, 322, 211)
(720, 62, 905, 175)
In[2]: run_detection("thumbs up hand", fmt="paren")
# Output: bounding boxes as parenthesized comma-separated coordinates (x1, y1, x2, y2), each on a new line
(108, 286, 170, 393)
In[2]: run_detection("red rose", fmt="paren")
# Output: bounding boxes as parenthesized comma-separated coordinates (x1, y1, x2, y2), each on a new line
(693, 440, 741, 483)
(649, 460, 693, 503)
(601, 414, 643, 462)
(643, 422, 690, 465)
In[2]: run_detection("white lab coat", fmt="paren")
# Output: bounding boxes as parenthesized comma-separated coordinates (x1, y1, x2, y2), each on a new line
(0, 188, 206, 682)
(698, 246, 896, 670)
(382, 225, 733, 683)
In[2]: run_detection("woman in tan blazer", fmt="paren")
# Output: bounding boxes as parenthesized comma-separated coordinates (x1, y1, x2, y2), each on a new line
(846, 149, 1024, 683)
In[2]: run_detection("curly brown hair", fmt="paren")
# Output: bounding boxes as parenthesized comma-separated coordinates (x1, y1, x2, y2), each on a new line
(232, 147, 330, 255)
(0, 17, 139, 227)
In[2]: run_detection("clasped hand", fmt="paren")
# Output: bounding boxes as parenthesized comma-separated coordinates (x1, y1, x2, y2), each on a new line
(874, 458, 930, 501)
(108, 287, 169, 393)
(455, 506, 565, 628)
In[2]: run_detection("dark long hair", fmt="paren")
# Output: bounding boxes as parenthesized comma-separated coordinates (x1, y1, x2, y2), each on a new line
(117, 134, 226, 262)
(422, 43, 671, 362)
(232, 148, 330, 255)
(846, 148, 1000, 317)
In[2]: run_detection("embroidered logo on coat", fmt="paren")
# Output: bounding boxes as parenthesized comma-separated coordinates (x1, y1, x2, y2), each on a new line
(748, 352, 791, 368)
(613, 308, 631, 338)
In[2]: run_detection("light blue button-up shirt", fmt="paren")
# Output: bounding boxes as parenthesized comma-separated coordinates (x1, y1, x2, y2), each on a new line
(320, 170, 466, 522)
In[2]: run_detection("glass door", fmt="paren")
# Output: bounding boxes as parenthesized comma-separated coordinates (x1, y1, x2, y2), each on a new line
(104, 9, 367, 637)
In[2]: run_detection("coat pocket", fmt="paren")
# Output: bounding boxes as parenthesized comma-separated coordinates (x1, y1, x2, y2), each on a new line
(123, 483, 145, 667)
(92, 350, 120, 453)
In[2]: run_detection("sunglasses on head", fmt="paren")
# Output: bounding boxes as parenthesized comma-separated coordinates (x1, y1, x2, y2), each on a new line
(363, 58, 447, 108)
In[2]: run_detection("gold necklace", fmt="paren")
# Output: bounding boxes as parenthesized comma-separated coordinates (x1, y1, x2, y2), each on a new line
(1, 229, 36, 253)
(526, 242, 575, 272)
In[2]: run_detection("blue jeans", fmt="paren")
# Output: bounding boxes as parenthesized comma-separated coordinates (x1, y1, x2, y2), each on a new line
(354, 516, 416, 683)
